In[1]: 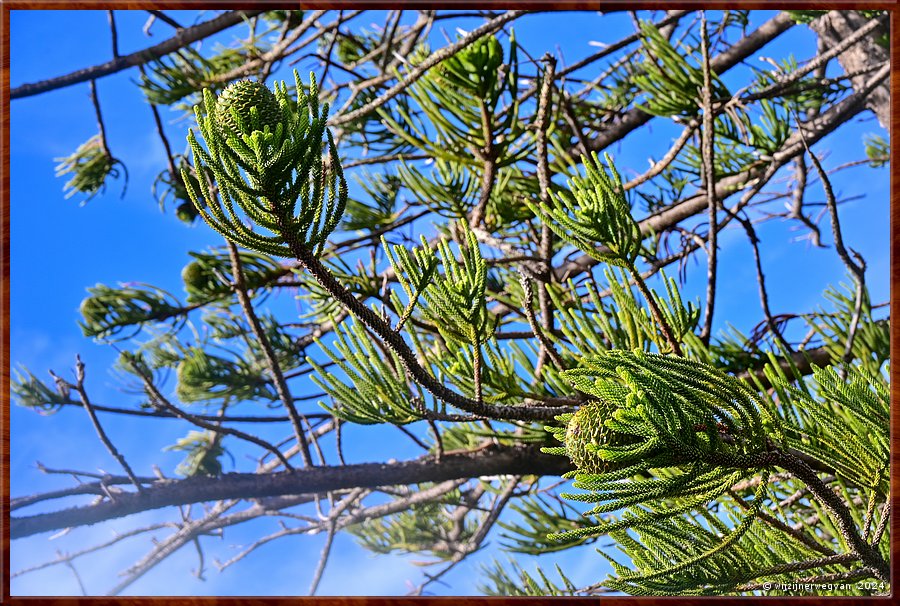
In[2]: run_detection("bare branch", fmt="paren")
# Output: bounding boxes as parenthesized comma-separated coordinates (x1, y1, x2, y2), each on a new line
(54, 357, 143, 492)
(227, 241, 314, 467)
(330, 10, 525, 126)
(11, 444, 572, 540)
(11, 11, 267, 100)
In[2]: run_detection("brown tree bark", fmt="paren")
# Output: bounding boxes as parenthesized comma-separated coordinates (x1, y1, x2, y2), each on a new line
(809, 11, 890, 129)
(11, 443, 572, 540)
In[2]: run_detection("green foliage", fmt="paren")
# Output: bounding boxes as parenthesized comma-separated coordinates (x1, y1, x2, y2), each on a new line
(341, 87, 421, 156)
(538, 350, 777, 587)
(199, 310, 304, 374)
(54, 134, 126, 202)
(807, 280, 889, 374)
(634, 21, 730, 117)
(164, 430, 226, 477)
(750, 55, 845, 115)
(528, 152, 640, 268)
(480, 559, 579, 596)
(310, 318, 423, 425)
(349, 485, 478, 561)
(864, 134, 889, 168)
(215, 80, 283, 141)
(341, 171, 403, 231)
(152, 155, 208, 224)
(598, 500, 845, 595)
(79, 283, 186, 341)
(184, 72, 348, 257)
(552, 268, 699, 358)
(435, 34, 505, 103)
(176, 345, 277, 403)
(786, 10, 826, 24)
(430, 339, 542, 404)
(15, 10, 892, 597)
(384, 221, 491, 346)
(498, 494, 598, 554)
(11, 368, 79, 414)
(762, 358, 889, 496)
(398, 158, 481, 219)
(432, 421, 549, 455)
(181, 248, 286, 303)
(379, 33, 527, 166)
(546, 400, 634, 474)
(140, 46, 256, 108)
(549, 351, 772, 477)
(262, 10, 304, 27)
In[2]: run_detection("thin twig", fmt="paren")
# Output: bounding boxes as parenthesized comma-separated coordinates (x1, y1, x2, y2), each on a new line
(146, 10, 182, 30)
(628, 264, 683, 356)
(788, 155, 823, 246)
(331, 10, 524, 126)
(623, 119, 699, 191)
(39, 399, 325, 423)
(12, 522, 176, 578)
(56, 357, 143, 492)
(107, 500, 238, 595)
(518, 270, 565, 372)
(63, 559, 88, 596)
(140, 65, 179, 185)
(533, 53, 557, 378)
(308, 520, 337, 595)
(469, 100, 497, 229)
(737, 213, 792, 353)
(318, 11, 343, 87)
(227, 241, 314, 467)
(699, 12, 717, 346)
(869, 501, 890, 547)
(190, 536, 206, 580)
(121, 353, 294, 471)
(333, 417, 347, 466)
(89, 79, 113, 160)
(427, 418, 444, 463)
(107, 11, 120, 58)
(396, 424, 430, 452)
(800, 140, 866, 363)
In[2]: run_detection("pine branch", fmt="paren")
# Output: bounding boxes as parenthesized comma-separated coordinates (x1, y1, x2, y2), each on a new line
(330, 10, 524, 125)
(11, 444, 572, 540)
(555, 60, 887, 282)
(293, 244, 569, 422)
(11, 11, 267, 100)
(699, 12, 718, 346)
(579, 12, 797, 155)
(775, 450, 889, 581)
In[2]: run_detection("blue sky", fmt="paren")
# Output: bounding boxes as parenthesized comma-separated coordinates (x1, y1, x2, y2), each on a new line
(8, 9, 890, 596)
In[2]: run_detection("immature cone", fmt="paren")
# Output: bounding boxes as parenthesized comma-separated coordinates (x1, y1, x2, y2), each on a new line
(564, 401, 621, 474)
(181, 261, 209, 294)
(215, 80, 282, 141)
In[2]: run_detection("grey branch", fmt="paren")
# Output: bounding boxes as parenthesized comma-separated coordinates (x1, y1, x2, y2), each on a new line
(11, 10, 266, 100)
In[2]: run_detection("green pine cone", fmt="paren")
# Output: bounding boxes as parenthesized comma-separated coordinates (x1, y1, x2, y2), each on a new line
(181, 260, 209, 293)
(215, 80, 282, 141)
(564, 401, 621, 473)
